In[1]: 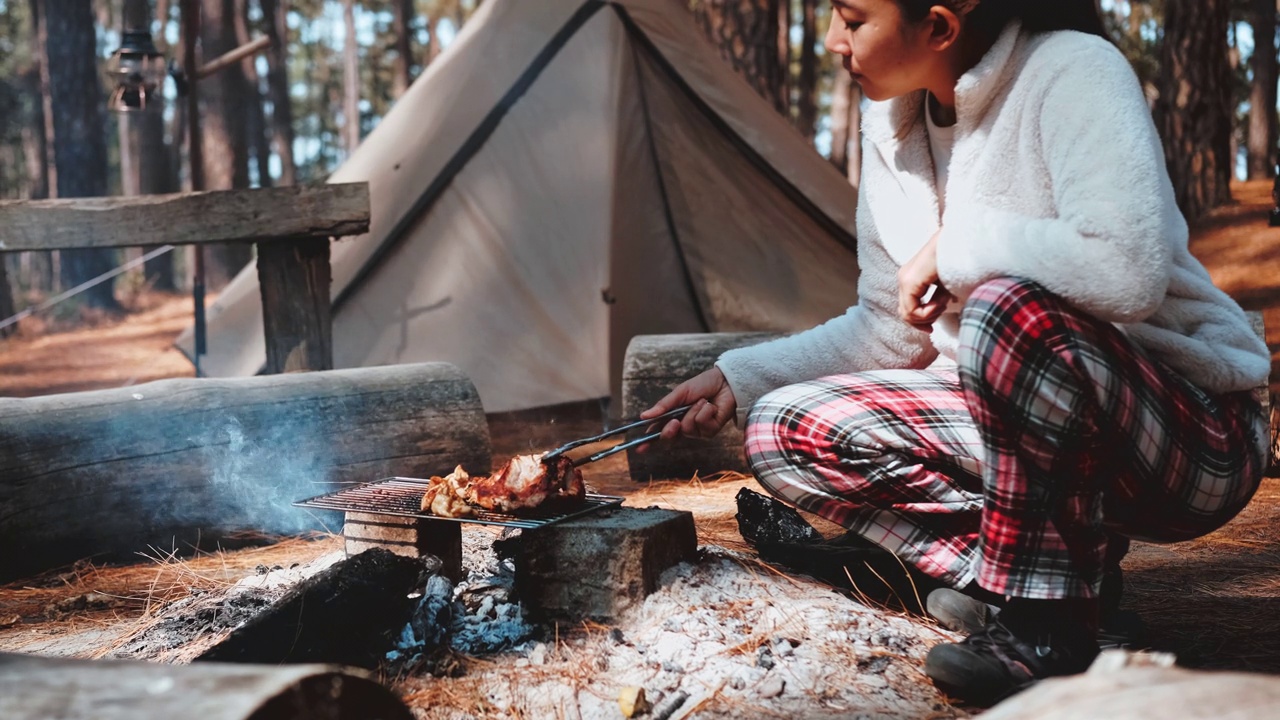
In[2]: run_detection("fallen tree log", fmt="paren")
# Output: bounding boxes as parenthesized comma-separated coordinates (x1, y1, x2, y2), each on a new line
(0, 652, 412, 720)
(0, 363, 490, 582)
(622, 332, 782, 481)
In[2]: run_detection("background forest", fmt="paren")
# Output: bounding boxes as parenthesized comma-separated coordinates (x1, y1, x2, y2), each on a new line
(0, 0, 1276, 332)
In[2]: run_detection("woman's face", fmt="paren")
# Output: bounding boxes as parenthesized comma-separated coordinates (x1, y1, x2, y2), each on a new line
(824, 0, 936, 102)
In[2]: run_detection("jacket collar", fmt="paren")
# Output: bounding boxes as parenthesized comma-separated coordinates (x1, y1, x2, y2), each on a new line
(862, 20, 1024, 148)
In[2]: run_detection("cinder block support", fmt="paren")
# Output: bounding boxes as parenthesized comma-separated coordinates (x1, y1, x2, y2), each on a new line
(343, 512, 462, 582)
(513, 507, 698, 621)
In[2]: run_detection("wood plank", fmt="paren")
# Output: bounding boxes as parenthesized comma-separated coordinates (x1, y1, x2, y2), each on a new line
(0, 183, 370, 251)
(0, 363, 491, 582)
(258, 237, 333, 372)
(0, 652, 412, 720)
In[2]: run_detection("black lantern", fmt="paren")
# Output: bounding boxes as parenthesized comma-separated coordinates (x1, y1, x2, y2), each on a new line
(105, 26, 167, 112)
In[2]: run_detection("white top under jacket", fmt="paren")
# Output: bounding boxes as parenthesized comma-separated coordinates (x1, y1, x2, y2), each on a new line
(717, 21, 1271, 421)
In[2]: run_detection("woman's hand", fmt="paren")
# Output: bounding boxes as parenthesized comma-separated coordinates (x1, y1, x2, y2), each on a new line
(636, 367, 738, 450)
(898, 229, 952, 331)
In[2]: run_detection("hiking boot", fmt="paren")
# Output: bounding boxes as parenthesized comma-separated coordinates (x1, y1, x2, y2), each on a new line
(924, 614, 1099, 707)
(926, 588, 998, 634)
(925, 588, 1145, 649)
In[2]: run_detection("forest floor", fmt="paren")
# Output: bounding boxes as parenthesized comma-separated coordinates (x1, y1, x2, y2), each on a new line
(2, 180, 1280, 716)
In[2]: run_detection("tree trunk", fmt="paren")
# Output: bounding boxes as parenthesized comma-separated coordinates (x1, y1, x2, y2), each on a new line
(236, 0, 273, 188)
(259, 0, 297, 186)
(119, 108, 179, 292)
(200, 0, 255, 286)
(1153, 0, 1233, 222)
(342, 0, 361, 154)
(44, 0, 120, 310)
(426, 12, 441, 63)
(0, 259, 15, 339)
(392, 0, 414, 98)
(796, 0, 817, 139)
(20, 66, 54, 295)
(32, 0, 57, 200)
(692, 0, 788, 116)
(1247, 0, 1278, 179)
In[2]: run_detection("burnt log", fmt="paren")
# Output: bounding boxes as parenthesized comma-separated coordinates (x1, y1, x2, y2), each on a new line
(622, 332, 782, 481)
(0, 651, 411, 720)
(0, 363, 490, 582)
(199, 548, 428, 668)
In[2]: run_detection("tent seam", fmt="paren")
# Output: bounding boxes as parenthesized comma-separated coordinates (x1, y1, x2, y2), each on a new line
(624, 16, 713, 333)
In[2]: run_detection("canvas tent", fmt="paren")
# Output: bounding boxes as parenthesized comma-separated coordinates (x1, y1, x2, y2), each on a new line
(176, 0, 862, 413)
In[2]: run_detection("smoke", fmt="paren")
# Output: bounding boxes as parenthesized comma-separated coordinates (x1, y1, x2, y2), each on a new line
(198, 413, 336, 535)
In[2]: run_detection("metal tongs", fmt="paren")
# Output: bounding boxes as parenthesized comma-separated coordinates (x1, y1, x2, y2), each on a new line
(541, 404, 694, 467)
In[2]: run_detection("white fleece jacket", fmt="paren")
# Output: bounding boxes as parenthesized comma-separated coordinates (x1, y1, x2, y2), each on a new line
(718, 21, 1270, 418)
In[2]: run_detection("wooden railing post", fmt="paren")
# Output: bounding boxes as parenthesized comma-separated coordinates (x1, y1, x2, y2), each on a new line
(257, 237, 334, 372)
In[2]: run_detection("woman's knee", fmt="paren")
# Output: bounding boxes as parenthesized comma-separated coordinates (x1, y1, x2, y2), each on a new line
(956, 277, 1064, 376)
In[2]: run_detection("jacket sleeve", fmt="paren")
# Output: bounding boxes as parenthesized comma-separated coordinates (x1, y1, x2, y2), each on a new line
(935, 38, 1178, 323)
(716, 182, 938, 419)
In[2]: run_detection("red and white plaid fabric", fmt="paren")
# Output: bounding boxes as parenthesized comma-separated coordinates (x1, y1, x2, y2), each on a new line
(745, 278, 1266, 600)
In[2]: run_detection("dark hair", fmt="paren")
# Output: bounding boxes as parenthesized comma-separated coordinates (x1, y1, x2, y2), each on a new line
(897, 0, 1107, 40)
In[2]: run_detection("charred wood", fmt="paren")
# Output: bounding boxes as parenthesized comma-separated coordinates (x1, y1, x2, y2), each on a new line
(198, 548, 429, 668)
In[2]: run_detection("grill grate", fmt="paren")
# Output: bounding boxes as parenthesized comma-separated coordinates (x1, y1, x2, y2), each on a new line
(294, 477, 624, 530)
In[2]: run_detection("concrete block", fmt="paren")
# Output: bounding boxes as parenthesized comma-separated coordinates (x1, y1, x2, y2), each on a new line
(513, 507, 698, 621)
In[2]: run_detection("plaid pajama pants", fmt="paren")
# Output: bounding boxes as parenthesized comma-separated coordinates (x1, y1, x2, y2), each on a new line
(745, 278, 1266, 600)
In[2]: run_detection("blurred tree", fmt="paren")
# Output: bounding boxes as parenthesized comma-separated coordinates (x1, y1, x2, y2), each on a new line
(342, 0, 360, 153)
(1246, 0, 1277, 179)
(692, 0, 788, 116)
(1154, 0, 1233, 221)
(200, 0, 255, 286)
(391, 0, 413, 97)
(796, 0, 817, 138)
(259, 0, 297, 185)
(44, 0, 121, 310)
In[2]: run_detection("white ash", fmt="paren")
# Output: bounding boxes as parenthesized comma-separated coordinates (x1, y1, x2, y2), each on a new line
(400, 546, 966, 719)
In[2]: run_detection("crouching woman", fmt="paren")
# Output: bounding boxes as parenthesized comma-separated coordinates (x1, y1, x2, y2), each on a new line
(642, 0, 1269, 707)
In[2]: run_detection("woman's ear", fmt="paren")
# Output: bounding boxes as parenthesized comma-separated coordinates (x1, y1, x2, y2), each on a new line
(925, 4, 963, 51)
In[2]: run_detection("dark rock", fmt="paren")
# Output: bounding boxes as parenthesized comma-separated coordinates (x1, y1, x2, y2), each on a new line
(734, 488, 823, 546)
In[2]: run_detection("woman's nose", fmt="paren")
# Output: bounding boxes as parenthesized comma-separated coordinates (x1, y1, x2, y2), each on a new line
(823, 16, 847, 56)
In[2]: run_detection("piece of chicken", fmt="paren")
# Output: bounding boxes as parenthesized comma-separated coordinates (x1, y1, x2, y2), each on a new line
(462, 453, 585, 514)
(419, 465, 477, 518)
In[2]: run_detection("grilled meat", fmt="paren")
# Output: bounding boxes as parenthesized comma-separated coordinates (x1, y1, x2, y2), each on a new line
(419, 454, 586, 518)
(420, 465, 478, 518)
(463, 453, 585, 514)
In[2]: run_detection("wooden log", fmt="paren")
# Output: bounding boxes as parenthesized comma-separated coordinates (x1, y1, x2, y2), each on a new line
(343, 512, 463, 582)
(257, 237, 333, 373)
(199, 548, 426, 668)
(982, 650, 1280, 719)
(622, 332, 783, 481)
(0, 363, 490, 582)
(0, 183, 370, 251)
(0, 652, 412, 720)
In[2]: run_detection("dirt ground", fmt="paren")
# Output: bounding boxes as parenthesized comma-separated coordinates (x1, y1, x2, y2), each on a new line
(3, 180, 1280, 707)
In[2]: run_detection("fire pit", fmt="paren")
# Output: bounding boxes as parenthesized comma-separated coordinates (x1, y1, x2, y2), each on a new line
(294, 477, 623, 528)
(294, 478, 623, 580)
